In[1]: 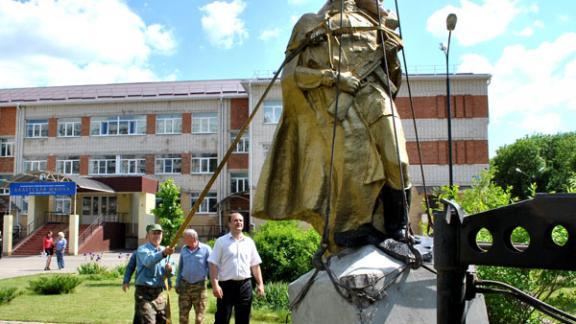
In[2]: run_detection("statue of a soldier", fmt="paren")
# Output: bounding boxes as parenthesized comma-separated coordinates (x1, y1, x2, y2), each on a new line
(253, 0, 411, 252)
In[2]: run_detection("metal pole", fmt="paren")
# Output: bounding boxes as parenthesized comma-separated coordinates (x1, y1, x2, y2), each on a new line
(446, 35, 453, 189)
(434, 200, 467, 323)
(445, 13, 457, 191)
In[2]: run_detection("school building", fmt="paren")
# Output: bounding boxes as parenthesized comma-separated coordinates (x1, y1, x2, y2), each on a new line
(0, 73, 490, 255)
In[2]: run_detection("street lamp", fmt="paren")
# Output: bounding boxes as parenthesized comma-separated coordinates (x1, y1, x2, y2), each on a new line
(442, 13, 457, 190)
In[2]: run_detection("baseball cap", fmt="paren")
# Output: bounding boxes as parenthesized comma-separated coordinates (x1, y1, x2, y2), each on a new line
(146, 224, 163, 232)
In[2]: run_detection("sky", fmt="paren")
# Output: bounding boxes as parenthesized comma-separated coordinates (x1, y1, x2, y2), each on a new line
(0, 0, 574, 157)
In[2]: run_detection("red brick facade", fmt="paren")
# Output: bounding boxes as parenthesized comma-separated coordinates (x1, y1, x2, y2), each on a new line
(80, 155, 89, 175)
(0, 107, 16, 135)
(228, 154, 248, 169)
(396, 95, 488, 119)
(81, 117, 90, 136)
(47, 155, 56, 172)
(230, 98, 249, 130)
(0, 157, 14, 173)
(145, 154, 155, 175)
(181, 153, 191, 174)
(182, 113, 191, 133)
(48, 118, 57, 137)
(406, 140, 489, 165)
(147, 114, 156, 135)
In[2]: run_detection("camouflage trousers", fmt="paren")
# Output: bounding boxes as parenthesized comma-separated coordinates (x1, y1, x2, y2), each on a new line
(135, 285, 167, 324)
(178, 280, 207, 324)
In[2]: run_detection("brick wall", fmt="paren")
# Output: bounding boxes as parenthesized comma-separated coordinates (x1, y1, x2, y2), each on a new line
(0, 157, 14, 173)
(396, 95, 489, 119)
(147, 114, 156, 135)
(230, 98, 249, 130)
(406, 140, 488, 165)
(48, 118, 57, 137)
(182, 113, 191, 133)
(81, 117, 90, 136)
(0, 107, 16, 135)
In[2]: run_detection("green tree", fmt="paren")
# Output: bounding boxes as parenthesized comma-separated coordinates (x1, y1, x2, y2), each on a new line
(151, 178, 184, 246)
(492, 132, 576, 199)
(252, 221, 320, 283)
(432, 170, 576, 323)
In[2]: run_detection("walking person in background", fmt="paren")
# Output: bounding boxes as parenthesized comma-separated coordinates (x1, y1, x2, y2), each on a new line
(43, 231, 54, 270)
(175, 229, 211, 324)
(208, 212, 265, 324)
(54, 232, 67, 270)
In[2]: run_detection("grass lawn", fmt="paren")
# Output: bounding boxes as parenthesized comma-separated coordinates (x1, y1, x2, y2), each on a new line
(0, 274, 288, 323)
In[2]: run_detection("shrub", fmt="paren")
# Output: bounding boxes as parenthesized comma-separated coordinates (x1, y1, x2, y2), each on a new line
(28, 275, 83, 295)
(77, 262, 108, 275)
(0, 287, 21, 305)
(252, 281, 289, 311)
(252, 221, 320, 283)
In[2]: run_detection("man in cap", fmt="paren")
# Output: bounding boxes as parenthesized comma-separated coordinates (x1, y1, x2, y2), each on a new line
(134, 224, 175, 324)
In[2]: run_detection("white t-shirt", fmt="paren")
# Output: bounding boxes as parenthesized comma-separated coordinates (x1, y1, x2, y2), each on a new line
(208, 233, 262, 281)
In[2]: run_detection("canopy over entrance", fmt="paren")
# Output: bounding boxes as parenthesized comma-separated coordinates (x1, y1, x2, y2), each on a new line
(0, 172, 115, 194)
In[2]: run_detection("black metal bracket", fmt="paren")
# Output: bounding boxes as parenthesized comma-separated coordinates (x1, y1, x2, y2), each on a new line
(434, 193, 576, 323)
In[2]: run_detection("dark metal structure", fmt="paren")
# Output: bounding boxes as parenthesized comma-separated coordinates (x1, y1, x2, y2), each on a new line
(434, 193, 576, 323)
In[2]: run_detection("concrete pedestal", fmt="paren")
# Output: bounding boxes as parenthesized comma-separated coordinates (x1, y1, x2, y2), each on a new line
(289, 244, 488, 324)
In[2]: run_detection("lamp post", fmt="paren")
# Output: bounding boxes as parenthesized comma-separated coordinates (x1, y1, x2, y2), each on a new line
(442, 13, 457, 190)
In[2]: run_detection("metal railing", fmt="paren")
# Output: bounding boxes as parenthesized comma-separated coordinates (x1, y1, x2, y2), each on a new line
(191, 225, 226, 241)
(78, 215, 103, 246)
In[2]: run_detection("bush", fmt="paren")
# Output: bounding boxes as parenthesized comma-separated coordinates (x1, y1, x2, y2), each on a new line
(253, 221, 320, 283)
(252, 281, 289, 311)
(77, 262, 108, 275)
(28, 275, 83, 295)
(0, 287, 21, 305)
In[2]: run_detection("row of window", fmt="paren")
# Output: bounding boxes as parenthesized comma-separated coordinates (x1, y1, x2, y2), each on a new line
(17, 192, 218, 215)
(24, 101, 284, 139)
(23, 154, 219, 175)
(25, 113, 218, 138)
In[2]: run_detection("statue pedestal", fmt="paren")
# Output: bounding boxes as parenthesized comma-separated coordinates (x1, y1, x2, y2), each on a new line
(289, 244, 488, 324)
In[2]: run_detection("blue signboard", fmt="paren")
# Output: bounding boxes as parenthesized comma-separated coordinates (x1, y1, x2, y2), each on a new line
(9, 182, 77, 196)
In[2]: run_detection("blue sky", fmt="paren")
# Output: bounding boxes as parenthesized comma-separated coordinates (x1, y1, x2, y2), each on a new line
(0, 0, 574, 157)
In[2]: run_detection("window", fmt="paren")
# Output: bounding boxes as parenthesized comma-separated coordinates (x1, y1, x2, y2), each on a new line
(26, 120, 48, 138)
(90, 115, 146, 136)
(231, 132, 249, 153)
(54, 196, 71, 214)
(120, 156, 146, 175)
(191, 192, 217, 213)
(231, 173, 249, 193)
(156, 114, 182, 134)
(191, 153, 217, 174)
(24, 160, 47, 172)
(0, 176, 9, 195)
(57, 118, 81, 137)
(57, 158, 80, 175)
(0, 138, 14, 157)
(155, 154, 182, 174)
(192, 112, 217, 133)
(89, 156, 116, 175)
(264, 101, 282, 124)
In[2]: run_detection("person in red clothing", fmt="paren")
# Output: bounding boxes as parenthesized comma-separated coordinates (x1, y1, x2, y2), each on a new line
(43, 231, 54, 270)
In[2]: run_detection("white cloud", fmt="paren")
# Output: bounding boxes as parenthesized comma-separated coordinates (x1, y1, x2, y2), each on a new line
(457, 54, 493, 73)
(259, 28, 280, 41)
(518, 113, 566, 134)
(200, 0, 248, 49)
(515, 27, 534, 37)
(427, 0, 523, 46)
(0, 0, 177, 88)
(459, 32, 576, 123)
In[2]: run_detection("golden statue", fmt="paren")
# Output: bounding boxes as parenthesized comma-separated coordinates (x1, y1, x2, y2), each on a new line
(253, 0, 411, 251)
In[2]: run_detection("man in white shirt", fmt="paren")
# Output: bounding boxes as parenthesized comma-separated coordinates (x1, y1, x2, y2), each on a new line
(208, 212, 265, 324)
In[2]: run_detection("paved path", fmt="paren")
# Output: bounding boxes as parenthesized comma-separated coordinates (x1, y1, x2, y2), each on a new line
(0, 251, 140, 280)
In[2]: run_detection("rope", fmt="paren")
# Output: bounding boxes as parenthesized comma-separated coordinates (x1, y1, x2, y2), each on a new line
(392, 0, 434, 235)
(162, 38, 312, 321)
(475, 279, 576, 323)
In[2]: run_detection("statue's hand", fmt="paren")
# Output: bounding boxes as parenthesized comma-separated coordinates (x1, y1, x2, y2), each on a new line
(337, 72, 360, 94)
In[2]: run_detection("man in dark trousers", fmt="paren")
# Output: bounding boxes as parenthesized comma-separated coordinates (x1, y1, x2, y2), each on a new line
(208, 212, 265, 324)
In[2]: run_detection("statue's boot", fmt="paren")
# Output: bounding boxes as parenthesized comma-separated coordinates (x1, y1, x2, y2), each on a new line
(381, 185, 411, 242)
